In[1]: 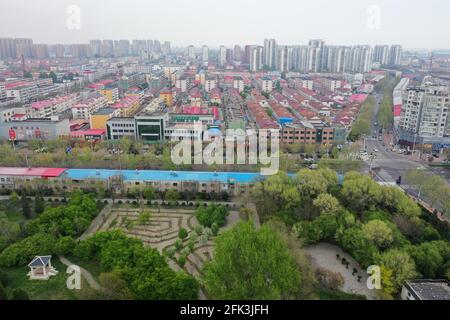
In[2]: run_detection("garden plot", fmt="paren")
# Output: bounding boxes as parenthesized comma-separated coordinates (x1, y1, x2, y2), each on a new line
(103, 206, 240, 279)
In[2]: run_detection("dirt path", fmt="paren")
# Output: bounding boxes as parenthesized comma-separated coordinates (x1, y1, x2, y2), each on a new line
(78, 203, 113, 241)
(59, 256, 103, 291)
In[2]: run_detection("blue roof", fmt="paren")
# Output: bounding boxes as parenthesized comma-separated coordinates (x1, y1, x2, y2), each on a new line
(65, 169, 265, 183)
(28, 255, 52, 267)
(63, 169, 343, 184)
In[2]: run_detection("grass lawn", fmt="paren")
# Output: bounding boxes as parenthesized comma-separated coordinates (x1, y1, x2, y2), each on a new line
(66, 255, 103, 280)
(0, 200, 24, 224)
(1, 259, 91, 300)
(317, 288, 367, 300)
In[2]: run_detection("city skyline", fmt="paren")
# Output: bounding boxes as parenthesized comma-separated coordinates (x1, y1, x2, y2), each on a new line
(1, 0, 450, 50)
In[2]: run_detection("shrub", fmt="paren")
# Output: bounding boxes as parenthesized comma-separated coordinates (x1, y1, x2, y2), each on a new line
(177, 255, 187, 268)
(11, 288, 30, 300)
(195, 204, 229, 228)
(0, 233, 58, 267)
(211, 222, 220, 236)
(181, 247, 191, 256)
(178, 228, 188, 240)
(174, 239, 183, 251)
(54, 236, 76, 255)
(0, 270, 8, 287)
(315, 267, 345, 291)
(0, 283, 6, 300)
(165, 246, 176, 258)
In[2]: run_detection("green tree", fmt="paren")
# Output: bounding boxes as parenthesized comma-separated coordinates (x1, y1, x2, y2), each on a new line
(10, 192, 19, 205)
(313, 193, 341, 216)
(195, 204, 229, 228)
(341, 172, 382, 213)
(336, 226, 378, 268)
(98, 270, 134, 300)
(143, 187, 156, 201)
(21, 193, 31, 219)
(362, 220, 394, 250)
(165, 189, 180, 203)
(34, 191, 45, 215)
(380, 249, 418, 292)
(203, 221, 301, 299)
(408, 241, 450, 279)
(294, 214, 339, 245)
(0, 283, 6, 300)
(11, 288, 30, 300)
(252, 172, 300, 222)
(49, 71, 57, 83)
(73, 230, 198, 300)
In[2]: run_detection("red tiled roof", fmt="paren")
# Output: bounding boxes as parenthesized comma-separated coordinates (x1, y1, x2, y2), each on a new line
(0, 167, 65, 178)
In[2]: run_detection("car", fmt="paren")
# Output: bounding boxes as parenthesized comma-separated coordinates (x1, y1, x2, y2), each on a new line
(373, 148, 379, 153)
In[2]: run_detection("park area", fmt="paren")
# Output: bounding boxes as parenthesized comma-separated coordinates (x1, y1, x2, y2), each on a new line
(92, 204, 241, 278)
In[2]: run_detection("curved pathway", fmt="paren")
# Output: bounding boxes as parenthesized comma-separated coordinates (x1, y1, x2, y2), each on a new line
(59, 255, 103, 291)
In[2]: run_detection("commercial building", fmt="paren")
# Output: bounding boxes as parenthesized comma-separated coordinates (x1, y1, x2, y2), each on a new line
(401, 280, 450, 300)
(0, 167, 259, 197)
(0, 117, 70, 141)
(90, 108, 120, 130)
(281, 121, 335, 145)
(106, 117, 136, 140)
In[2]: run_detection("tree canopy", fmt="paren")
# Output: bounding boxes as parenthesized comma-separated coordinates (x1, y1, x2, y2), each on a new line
(203, 221, 301, 299)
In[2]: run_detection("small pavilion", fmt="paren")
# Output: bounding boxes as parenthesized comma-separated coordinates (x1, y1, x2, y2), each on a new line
(27, 256, 58, 280)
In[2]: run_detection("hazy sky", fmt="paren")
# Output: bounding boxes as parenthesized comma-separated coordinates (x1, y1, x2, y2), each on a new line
(1, 0, 449, 49)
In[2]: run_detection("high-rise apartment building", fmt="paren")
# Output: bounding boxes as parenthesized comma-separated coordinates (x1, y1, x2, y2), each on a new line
(0, 38, 17, 59)
(400, 84, 450, 139)
(389, 45, 402, 66)
(307, 39, 325, 72)
(233, 45, 242, 62)
(218, 45, 227, 67)
(202, 45, 209, 62)
(249, 46, 263, 72)
(263, 39, 277, 69)
(187, 45, 196, 60)
(277, 46, 292, 72)
(89, 40, 102, 57)
(292, 46, 309, 73)
(373, 45, 389, 65)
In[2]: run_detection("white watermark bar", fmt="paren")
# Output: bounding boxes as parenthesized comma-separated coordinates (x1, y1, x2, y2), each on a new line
(171, 123, 279, 175)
